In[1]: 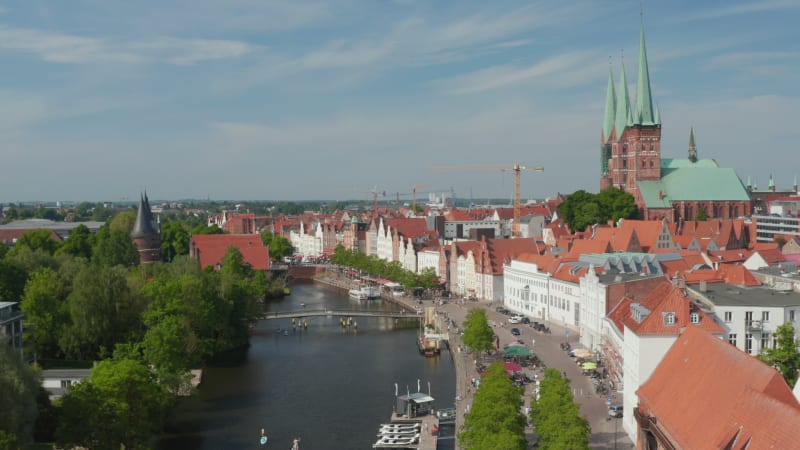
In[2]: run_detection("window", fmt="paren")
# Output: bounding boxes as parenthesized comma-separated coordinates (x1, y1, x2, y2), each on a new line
(60, 380, 72, 389)
(745, 311, 753, 326)
(728, 333, 737, 347)
(650, 160, 654, 168)
(745, 333, 753, 354)
(690, 312, 700, 324)
(724, 311, 732, 323)
(762, 311, 770, 322)
(791, 310, 796, 322)
(663, 312, 676, 326)
(761, 333, 770, 351)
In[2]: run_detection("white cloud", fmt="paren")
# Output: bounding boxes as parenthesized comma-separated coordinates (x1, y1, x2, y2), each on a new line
(687, 0, 800, 21)
(0, 26, 255, 64)
(429, 51, 596, 94)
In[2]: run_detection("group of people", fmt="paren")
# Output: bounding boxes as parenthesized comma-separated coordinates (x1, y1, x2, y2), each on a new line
(260, 428, 300, 449)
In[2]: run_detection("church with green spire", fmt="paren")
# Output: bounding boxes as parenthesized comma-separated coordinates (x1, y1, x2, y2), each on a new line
(599, 24, 752, 223)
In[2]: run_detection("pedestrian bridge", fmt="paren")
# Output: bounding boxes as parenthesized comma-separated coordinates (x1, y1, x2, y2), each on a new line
(260, 309, 421, 320)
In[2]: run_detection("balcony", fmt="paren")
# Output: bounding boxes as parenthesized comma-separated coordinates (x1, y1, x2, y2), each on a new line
(746, 320, 763, 332)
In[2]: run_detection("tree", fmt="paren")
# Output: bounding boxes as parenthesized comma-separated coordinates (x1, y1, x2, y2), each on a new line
(9, 229, 61, 256)
(92, 224, 140, 267)
(160, 221, 190, 262)
(462, 308, 495, 354)
(531, 368, 590, 449)
(459, 361, 526, 450)
(60, 265, 144, 360)
(55, 224, 93, 259)
(0, 344, 39, 448)
(191, 223, 225, 235)
(558, 188, 638, 233)
(0, 258, 28, 303)
(21, 268, 69, 359)
(758, 322, 800, 386)
(696, 207, 708, 221)
(56, 358, 168, 450)
(261, 231, 293, 261)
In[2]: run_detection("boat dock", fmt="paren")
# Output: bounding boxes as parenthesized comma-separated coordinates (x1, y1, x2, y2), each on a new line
(372, 413, 440, 450)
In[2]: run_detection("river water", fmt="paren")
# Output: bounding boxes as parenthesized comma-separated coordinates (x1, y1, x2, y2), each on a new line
(158, 281, 456, 450)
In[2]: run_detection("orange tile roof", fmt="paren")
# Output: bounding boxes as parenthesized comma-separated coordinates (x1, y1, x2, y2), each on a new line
(754, 248, 787, 264)
(619, 219, 664, 252)
(484, 238, 539, 275)
(707, 249, 752, 264)
(568, 239, 611, 257)
(671, 234, 695, 249)
(385, 218, 429, 238)
(718, 265, 762, 286)
(191, 234, 270, 270)
(636, 326, 800, 449)
(621, 281, 724, 335)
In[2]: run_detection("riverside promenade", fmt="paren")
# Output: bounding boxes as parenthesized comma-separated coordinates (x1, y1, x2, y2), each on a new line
(314, 271, 632, 449)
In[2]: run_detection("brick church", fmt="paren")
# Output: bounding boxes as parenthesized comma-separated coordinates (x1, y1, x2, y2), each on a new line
(599, 25, 752, 223)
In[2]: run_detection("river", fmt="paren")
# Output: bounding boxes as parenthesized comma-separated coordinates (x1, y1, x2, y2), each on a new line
(158, 281, 456, 450)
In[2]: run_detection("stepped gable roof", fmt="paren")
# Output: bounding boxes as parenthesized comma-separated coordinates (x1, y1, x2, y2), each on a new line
(191, 234, 270, 270)
(484, 238, 539, 275)
(621, 281, 724, 335)
(569, 239, 611, 257)
(619, 219, 668, 252)
(131, 193, 158, 238)
(636, 326, 800, 450)
(594, 225, 638, 252)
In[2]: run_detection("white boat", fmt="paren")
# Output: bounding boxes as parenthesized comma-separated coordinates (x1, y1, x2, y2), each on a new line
(372, 435, 420, 448)
(379, 423, 419, 431)
(377, 429, 419, 437)
(349, 288, 369, 300)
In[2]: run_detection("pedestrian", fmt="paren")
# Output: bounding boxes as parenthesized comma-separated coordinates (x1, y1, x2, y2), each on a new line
(292, 437, 300, 450)
(259, 428, 268, 447)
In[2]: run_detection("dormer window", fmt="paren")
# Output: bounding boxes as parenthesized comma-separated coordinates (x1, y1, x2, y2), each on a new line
(690, 312, 700, 324)
(663, 312, 676, 326)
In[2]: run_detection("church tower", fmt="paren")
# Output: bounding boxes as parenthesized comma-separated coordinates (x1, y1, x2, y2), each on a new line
(601, 24, 661, 199)
(131, 192, 161, 264)
(688, 127, 697, 163)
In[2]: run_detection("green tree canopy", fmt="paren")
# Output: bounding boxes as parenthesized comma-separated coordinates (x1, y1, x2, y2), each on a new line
(21, 268, 69, 359)
(531, 368, 590, 449)
(191, 223, 225, 235)
(462, 308, 495, 354)
(56, 358, 168, 450)
(758, 322, 800, 386)
(55, 224, 93, 259)
(459, 360, 526, 450)
(160, 221, 190, 262)
(92, 224, 140, 267)
(261, 231, 293, 261)
(9, 229, 61, 256)
(0, 344, 40, 448)
(557, 188, 638, 233)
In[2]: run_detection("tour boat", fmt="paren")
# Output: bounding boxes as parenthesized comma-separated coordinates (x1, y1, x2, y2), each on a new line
(348, 288, 369, 300)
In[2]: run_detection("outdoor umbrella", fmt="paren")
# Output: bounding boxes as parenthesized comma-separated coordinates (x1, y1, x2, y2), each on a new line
(504, 346, 532, 357)
(504, 362, 523, 372)
(581, 361, 598, 370)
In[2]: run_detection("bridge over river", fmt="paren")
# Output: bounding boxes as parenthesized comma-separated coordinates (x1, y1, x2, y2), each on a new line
(260, 308, 421, 320)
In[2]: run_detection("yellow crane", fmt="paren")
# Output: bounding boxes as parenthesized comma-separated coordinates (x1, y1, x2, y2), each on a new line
(429, 164, 544, 237)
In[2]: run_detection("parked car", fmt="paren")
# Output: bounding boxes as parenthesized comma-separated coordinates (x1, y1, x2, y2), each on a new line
(521, 317, 531, 324)
(508, 314, 524, 324)
(511, 327, 521, 336)
(608, 404, 623, 418)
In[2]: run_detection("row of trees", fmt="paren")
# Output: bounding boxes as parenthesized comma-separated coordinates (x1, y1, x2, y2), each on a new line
(531, 368, 590, 449)
(330, 245, 441, 290)
(459, 361, 527, 449)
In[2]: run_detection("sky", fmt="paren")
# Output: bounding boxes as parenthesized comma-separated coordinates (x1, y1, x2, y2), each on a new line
(1, 0, 798, 203)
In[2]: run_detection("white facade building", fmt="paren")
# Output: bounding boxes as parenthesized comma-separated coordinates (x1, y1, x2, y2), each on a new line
(417, 249, 440, 274)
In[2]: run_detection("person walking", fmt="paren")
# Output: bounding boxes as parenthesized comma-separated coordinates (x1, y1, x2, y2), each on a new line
(292, 437, 301, 450)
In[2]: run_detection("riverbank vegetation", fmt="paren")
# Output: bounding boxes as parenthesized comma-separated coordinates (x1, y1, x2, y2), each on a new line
(330, 245, 441, 291)
(0, 211, 282, 448)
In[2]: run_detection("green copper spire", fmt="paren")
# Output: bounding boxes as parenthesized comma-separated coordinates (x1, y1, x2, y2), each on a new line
(602, 67, 616, 142)
(634, 24, 657, 125)
(688, 127, 697, 163)
(769, 173, 775, 188)
(654, 103, 661, 124)
(614, 63, 632, 138)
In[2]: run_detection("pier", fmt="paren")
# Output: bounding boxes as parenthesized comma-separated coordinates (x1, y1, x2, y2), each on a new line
(259, 309, 421, 320)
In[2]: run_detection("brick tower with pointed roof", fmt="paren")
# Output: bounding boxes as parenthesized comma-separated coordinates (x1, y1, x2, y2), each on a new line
(131, 192, 161, 263)
(599, 23, 751, 222)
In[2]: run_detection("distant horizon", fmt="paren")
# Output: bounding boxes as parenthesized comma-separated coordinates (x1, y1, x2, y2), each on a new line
(2, 1, 797, 202)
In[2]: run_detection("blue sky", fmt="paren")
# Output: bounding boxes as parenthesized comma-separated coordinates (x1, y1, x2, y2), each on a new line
(1, 0, 798, 203)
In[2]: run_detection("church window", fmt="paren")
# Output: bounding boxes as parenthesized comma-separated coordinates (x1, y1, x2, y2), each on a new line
(650, 160, 654, 168)
(641, 160, 646, 168)
(623, 159, 627, 169)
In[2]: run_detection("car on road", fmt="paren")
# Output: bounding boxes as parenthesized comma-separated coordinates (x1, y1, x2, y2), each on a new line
(508, 314, 524, 324)
(510, 327, 521, 336)
(608, 404, 623, 418)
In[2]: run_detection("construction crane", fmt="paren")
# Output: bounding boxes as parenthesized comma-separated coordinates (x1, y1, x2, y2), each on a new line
(368, 186, 386, 219)
(411, 183, 429, 213)
(429, 164, 544, 237)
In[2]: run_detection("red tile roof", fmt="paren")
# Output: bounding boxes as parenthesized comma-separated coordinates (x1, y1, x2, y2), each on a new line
(620, 281, 724, 335)
(636, 326, 800, 449)
(0, 229, 62, 245)
(190, 234, 270, 270)
(385, 218, 429, 238)
(483, 238, 539, 275)
(568, 239, 611, 257)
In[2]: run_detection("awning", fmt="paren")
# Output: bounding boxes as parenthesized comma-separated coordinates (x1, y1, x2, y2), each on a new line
(570, 348, 593, 359)
(504, 346, 532, 357)
(504, 362, 523, 372)
(582, 362, 598, 370)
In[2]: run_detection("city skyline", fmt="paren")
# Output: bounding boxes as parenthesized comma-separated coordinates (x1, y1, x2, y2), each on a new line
(2, 1, 798, 202)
